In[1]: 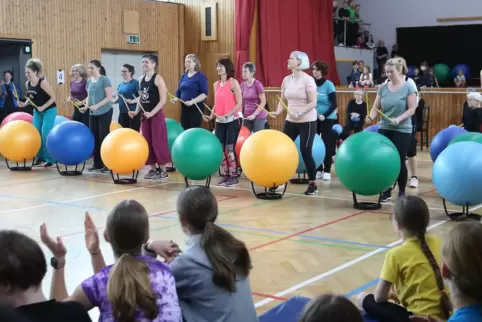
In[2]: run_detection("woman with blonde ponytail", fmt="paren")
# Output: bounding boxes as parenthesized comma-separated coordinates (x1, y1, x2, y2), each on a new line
(41, 200, 182, 322)
(145, 186, 258, 322)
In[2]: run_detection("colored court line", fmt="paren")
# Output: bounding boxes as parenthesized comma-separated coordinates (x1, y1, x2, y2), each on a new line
(252, 292, 288, 301)
(248, 211, 368, 251)
(345, 278, 380, 298)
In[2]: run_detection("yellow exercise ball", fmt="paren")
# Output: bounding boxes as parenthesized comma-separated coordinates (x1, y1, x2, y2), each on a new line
(100, 128, 149, 174)
(0, 120, 41, 162)
(110, 121, 122, 132)
(240, 129, 298, 188)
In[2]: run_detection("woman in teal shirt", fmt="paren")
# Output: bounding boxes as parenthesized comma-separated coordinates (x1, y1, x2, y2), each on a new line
(312, 60, 337, 181)
(365, 57, 417, 202)
(112, 64, 140, 131)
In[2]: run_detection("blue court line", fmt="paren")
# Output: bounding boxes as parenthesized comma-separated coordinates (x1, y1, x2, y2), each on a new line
(0, 193, 108, 211)
(345, 278, 380, 298)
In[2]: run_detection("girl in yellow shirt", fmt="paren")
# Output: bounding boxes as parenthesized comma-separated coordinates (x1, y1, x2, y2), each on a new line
(356, 196, 451, 321)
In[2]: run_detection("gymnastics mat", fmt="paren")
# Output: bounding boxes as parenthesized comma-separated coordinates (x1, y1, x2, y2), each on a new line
(258, 296, 311, 322)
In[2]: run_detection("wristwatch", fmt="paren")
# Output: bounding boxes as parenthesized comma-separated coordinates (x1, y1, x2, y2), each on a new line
(50, 257, 65, 269)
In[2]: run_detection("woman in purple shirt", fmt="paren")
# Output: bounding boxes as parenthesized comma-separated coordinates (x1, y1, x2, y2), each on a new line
(68, 64, 89, 127)
(240, 62, 267, 132)
(40, 200, 182, 322)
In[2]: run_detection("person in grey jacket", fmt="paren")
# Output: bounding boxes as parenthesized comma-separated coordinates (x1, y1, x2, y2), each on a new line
(144, 186, 258, 322)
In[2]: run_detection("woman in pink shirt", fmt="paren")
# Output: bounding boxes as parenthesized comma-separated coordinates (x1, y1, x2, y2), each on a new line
(240, 62, 267, 132)
(204, 58, 243, 187)
(269, 51, 318, 195)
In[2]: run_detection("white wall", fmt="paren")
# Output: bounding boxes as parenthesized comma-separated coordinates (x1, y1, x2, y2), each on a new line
(357, 0, 482, 50)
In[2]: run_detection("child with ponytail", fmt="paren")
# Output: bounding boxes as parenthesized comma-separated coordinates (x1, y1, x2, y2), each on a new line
(357, 196, 451, 321)
(145, 186, 258, 322)
(40, 200, 182, 322)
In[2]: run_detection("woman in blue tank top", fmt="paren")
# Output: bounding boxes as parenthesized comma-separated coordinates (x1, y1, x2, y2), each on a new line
(18, 59, 57, 167)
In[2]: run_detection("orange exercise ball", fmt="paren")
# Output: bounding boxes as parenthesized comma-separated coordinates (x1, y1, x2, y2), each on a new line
(240, 129, 298, 188)
(0, 120, 41, 162)
(100, 128, 149, 174)
(110, 121, 122, 132)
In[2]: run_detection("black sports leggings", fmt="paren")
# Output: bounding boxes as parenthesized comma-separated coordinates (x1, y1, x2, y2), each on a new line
(378, 129, 411, 193)
(283, 120, 317, 181)
(316, 119, 335, 173)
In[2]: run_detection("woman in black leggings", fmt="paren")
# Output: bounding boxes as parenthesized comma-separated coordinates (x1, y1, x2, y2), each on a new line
(365, 57, 417, 202)
(269, 51, 318, 195)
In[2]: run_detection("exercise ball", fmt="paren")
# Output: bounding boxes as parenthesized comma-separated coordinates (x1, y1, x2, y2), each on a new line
(363, 124, 379, 132)
(171, 128, 223, 180)
(448, 132, 482, 146)
(46, 121, 94, 165)
(332, 124, 343, 135)
(407, 66, 416, 77)
(236, 125, 251, 158)
(351, 116, 360, 122)
(240, 130, 298, 187)
(433, 64, 451, 85)
(335, 132, 400, 196)
(1, 112, 33, 127)
(295, 134, 325, 173)
(430, 127, 467, 162)
(451, 64, 471, 79)
(0, 120, 41, 162)
(54, 115, 69, 127)
(101, 128, 149, 174)
(110, 121, 122, 132)
(433, 141, 482, 206)
(166, 118, 184, 152)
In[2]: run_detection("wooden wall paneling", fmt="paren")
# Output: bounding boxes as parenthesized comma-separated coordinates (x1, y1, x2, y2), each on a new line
(0, 0, 184, 121)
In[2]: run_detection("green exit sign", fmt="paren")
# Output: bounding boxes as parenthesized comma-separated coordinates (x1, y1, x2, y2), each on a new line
(126, 35, 140, 44)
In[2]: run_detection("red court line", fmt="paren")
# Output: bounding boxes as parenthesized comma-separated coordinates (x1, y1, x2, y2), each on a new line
(58, 197, 234, 238)
(252, 292, 288, 301)
(419, 188, 437, 196)
(248, 211, 367, 251)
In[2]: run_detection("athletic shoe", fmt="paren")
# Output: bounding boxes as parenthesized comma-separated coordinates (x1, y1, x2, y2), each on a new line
(316, 171, 324, 179)
(156, 171, 168, 180)
(322, 173, 331, 181)
(144, 169, 158, 179)
(44, 163, 53, 168)
(218, 176, 230, 186)
(409, 177, 419, 188)
(381, 190, 392, 202)
(225, 177, 239, 187)
(304, 183, 318, 195)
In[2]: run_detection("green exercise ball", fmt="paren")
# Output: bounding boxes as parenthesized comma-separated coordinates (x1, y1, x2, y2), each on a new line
(433, 63, 451, 85)
(166, 118, 184, 152)
(335, 132, 400, 196)
(171, 128, 223, 180)
(448, 132, 482, 146)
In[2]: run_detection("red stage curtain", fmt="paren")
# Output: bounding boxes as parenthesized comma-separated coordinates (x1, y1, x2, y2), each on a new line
(256, 0, 340, 86)
(235, 0, 257, 81)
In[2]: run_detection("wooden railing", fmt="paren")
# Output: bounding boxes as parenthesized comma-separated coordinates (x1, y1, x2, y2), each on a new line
(263, 87, 477, 141)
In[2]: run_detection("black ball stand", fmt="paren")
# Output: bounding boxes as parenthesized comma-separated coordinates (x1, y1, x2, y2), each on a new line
(442, 199, 481, 221)
(5, 158, 33, 171)
(250, 181, 287, 200)
(110, 170, 139, 184)
(55, 162, 86, 176)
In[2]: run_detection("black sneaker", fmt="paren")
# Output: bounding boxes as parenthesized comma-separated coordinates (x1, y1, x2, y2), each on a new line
(144, 169, 159, 179)
(100, 167, 110, 173)
(155, 171, 168, 180)
(381, 190, 392, 202)
(44, 162, 53, 168)
(304, 183, 318, 195)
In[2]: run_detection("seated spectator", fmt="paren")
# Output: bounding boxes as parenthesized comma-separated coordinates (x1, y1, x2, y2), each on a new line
(454, 69, 466, 87)
(357, 196, 451, 321)
(0, 230, 92, 322)
(461, 91, 482, 132)
(0, 304, 33, 322)
(420, 68, 439, 88)
(341, 89, 366, 138)
(147, 186, 258, 322)
(299, 294, 363, 322)
(359, 66, 373, 87)
(41, 201, 183, 322)
(346, 60, 361, 87)
(413, 67, 422, 86)
(410, 223, 482, 321)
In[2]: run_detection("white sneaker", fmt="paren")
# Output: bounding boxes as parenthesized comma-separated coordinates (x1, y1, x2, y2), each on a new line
(409, 177, 419, 188)
(316, 171, 324, 179)
(275, 184, 285, 192)
(322, 173, 331, 181)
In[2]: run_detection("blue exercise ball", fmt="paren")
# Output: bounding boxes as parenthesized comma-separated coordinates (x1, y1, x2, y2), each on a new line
(332, 124, 343, 135)
(351, 116, 360, 122)
(451, 64, 472, 79)
(54, 115, 70, 127)
(433, 141, 482, 206)
(363, 124, 379, 132)
(430, 127, 467, 162)
(407, 66, 416, 77)
(46, 121, 95, 165)
(294, 134, 325, 174)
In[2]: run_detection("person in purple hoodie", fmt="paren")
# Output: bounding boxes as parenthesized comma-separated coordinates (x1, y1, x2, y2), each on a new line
(67, 64, 89, 127)
(240, 62, 267, 132)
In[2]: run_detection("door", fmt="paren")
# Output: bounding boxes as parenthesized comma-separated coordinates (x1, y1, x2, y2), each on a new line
(101, 51, 146, 122)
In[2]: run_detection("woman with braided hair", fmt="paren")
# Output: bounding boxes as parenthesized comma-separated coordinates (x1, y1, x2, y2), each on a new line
(356, 196, 451, 322)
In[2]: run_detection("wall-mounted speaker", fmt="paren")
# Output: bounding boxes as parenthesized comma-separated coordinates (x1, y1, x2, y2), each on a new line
(201, 2, 217, 41)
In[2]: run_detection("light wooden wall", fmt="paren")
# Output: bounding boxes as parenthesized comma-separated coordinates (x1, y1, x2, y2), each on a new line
(263, 87, 475, 142)
(0, 0, 184, 120)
